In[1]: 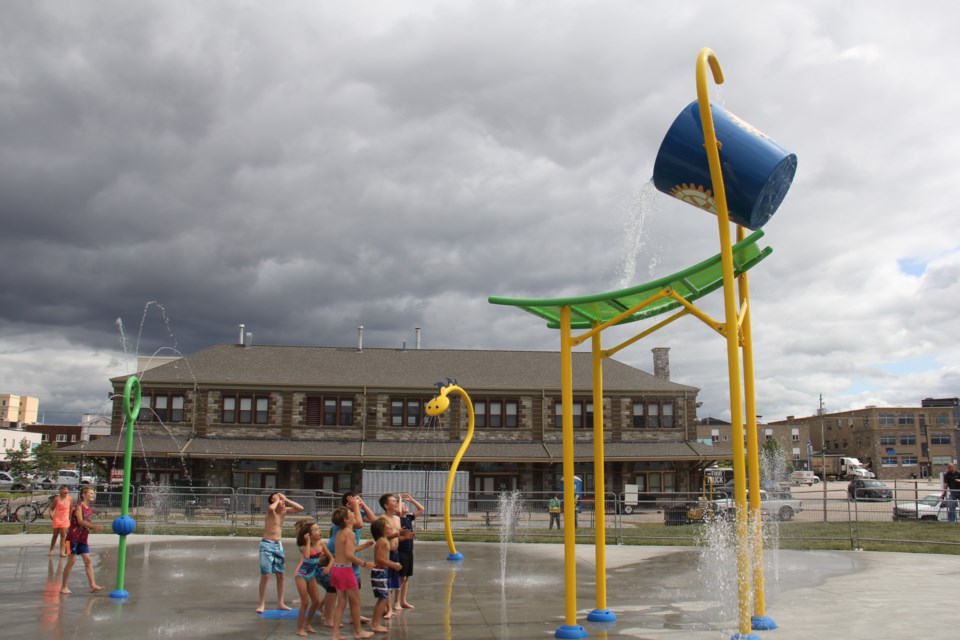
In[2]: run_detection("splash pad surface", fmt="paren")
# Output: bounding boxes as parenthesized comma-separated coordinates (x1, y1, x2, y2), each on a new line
(0, 534, 956, 640)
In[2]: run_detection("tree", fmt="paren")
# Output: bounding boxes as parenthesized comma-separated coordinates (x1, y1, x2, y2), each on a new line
(4, 438, 34, 487)
(33, 442, 60, 480)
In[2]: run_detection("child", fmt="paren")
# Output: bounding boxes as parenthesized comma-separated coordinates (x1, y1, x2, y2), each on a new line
(60, 485, 104, 594)
(325, 507, 374, 640)
(294, 519, 329, 637)
(257, 492, 304, 613)
(48, 485, 72, 557)
(369, 517, 402, 633)
(377, 493, 403, 615)
(321, 491, 375, 627)
(396, 493, 424, 610)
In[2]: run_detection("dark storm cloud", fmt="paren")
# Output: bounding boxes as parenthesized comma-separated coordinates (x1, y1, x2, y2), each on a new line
(2, 1, 959, 423)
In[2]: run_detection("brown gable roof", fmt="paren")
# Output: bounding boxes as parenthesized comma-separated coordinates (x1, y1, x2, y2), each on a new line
(112, 344, 698, 394)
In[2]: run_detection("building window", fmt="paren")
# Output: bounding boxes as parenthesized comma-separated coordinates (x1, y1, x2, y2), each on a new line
(56, 434, 67, 443)
(791, 429, 800, 441)
(879, 413, 895, 426)
(933, 456, 954, 465)
(305, 397, 354, 427)
(899, 434, 916, 445)
(897, 413, 914, 425)
(881, 457, 897, 467)
(900, 456, 918, 466)
(390, 398, 427, 427)
(41, 434, 49, 442)
(931, 434, 951, 445)
(71, 435, 77, 442)
(935, 414, 948, 426)
(221, 394, 269, 425)
(554, 400, 593, 429)
(137, 394, 186, 423)
(879, 435, 896, 446)
(631, 401, 674, 429)
(474, 399, 519, 428)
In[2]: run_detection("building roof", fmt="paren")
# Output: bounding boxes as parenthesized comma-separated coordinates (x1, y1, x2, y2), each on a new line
(55, 435, 731, 463)
(111, 344, 699, 394)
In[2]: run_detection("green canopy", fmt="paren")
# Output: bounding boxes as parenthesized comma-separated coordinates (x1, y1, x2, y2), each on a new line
(489, 229, 771, 330)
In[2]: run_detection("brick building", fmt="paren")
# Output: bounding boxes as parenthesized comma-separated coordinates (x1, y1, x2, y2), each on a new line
(59, 342, 731, 496)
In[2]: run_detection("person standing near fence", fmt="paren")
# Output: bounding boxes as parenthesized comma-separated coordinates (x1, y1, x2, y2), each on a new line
(48, 485, 72, 557)
(396, 493, 423, 610)
(943, 463, 960, 523)
(548, 494, 561, 529)
(256, 492, 304, 614)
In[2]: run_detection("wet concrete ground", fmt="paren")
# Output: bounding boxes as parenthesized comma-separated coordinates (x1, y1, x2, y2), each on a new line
(0, 533, 957, 639)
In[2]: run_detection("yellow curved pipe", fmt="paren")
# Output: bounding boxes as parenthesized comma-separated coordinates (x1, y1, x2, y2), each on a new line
(695, 46, 753, 637)
(426, 384, 475, 559)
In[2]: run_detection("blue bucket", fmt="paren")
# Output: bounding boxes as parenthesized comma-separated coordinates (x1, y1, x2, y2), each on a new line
(652, 101, 797, 230)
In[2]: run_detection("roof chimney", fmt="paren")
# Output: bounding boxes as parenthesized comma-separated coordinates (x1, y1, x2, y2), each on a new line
(357, 326, 364, 353)
(238, 323, 245, 346)
(652, 347, 670, 380)
(415, 327, 421, 350)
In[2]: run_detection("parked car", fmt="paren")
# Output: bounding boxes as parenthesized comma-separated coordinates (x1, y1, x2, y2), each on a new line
(847, 478, 893, 501)
(0, 471, 31, 491)
(36, 469, 97, 489)
(789, 470, 820, 485)
(892, 493, 949, 521)
(710, 489, 803, 521)
(714, 479, 792, 499)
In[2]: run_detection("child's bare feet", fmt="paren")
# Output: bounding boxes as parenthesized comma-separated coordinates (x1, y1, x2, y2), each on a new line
(256, 605, 266, 614)
(354, 632, 374, 639)
(60, 588, 72, 595)
(278, 603, 293, 611)
(304, 625, 317, 634)
(382, 611, 394, 620)
(296, 631, 308, 638)
(90, 585, 105, 593)
(359, 616, 371, 624)
(48, 549, 54, 556)
(369, 626, 390, 634)
(401, 602, 415, 609)
(393, 603, 403, 612)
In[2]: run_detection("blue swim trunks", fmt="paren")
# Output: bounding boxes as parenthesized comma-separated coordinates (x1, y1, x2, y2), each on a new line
(259, 539, 285, 575)
(387, 550, 401, 590)
(70, 541, 90, 556)
(370, 567, 389, 601)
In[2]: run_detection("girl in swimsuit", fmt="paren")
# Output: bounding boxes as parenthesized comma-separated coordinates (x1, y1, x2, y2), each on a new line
(294, 519, 329, 637)
(49, 485, 72, 557)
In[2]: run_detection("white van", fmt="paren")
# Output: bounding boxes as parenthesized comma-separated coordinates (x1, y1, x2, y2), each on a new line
(789, 470, 819, 485)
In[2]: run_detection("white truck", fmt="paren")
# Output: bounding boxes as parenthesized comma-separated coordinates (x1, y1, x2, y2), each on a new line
(810, 455, 873, 481)
(37, 469, 98, 489)
(710, 489, 803, 521)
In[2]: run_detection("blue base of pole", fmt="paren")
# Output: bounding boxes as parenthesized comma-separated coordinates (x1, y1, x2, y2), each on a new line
(258, 609, 300, 620)
(108, 589, 129, 600)
(730, 633, 762, 640)
(751, 615, 777, 630)
(447, 552, 464, 561)
(555, 624, 588, 638)
(586, 609, 616, 622)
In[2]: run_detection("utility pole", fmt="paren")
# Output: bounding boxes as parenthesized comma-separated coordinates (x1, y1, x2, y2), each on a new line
(820, 394, 827, 522)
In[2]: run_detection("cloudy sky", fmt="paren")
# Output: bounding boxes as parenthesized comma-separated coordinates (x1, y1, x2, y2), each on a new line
(2, 1, 958, 425)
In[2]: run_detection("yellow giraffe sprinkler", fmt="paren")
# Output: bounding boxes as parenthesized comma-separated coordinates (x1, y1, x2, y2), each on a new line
(425, 378, 476, 561)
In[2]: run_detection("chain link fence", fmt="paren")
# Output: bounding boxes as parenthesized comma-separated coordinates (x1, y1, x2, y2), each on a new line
(1, 479, 956, 549)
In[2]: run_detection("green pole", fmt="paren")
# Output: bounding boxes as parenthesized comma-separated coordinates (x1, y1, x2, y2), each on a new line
(109, 375, 140, 599)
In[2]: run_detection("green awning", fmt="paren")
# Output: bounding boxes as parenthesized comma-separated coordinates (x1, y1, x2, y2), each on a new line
(489, 230, 771, 330)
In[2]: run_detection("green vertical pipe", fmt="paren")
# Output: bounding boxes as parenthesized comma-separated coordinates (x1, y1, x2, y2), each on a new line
(116, 375, 141, 594)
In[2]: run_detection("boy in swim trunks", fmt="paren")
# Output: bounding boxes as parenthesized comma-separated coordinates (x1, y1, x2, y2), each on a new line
(326, 507, 374, 640)
(396, 493, 424, 610)
(256, 492, 304, 614)
(369, 517, 402, 633)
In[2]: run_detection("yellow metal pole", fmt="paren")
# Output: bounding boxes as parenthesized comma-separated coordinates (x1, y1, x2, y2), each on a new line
(557, 305, 586, 638)
(587, 328, 615, 622)
(739, 225, 773, 629)
(695, 47, 753, 637)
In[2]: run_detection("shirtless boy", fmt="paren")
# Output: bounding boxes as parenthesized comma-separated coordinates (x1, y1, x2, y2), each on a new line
(326, 507, 375, 640)
(256, 492, 304, 614)
(369, 517, 402, 633)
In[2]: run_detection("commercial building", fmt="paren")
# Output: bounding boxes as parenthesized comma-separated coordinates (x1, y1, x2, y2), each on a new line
(0, 394, 39, 428)
(769, 398, 959, 479)
(58, 341, 731, 496)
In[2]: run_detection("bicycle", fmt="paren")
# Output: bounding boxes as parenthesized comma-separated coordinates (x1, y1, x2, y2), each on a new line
(0, 495, 52, 523)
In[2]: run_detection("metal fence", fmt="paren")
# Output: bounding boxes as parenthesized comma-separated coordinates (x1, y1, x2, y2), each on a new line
(1, 479, 955, 549)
